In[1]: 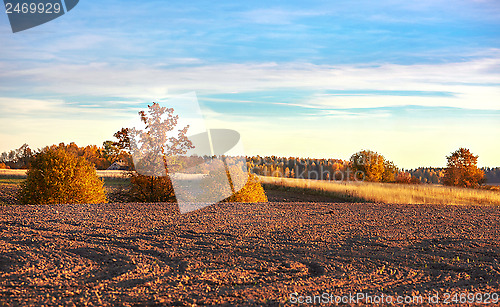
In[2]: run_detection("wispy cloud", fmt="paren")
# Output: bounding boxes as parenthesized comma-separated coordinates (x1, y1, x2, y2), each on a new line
(239, 8, 326, 25)
(1, 56, 499, 109)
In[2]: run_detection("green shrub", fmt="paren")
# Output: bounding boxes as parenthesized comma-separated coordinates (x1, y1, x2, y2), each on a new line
(18, 147, 107, 205)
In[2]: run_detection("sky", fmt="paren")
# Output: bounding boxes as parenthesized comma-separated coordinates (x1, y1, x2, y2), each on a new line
(0, 0, 499, 169)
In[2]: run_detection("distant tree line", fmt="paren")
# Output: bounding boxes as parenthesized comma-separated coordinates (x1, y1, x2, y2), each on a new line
(406, 168, 446, 184)
(246, 150, 404, 183)
(247, 155, 351, 180)
(246, 151, 499, 186)
(0, 143, 33, 169)
(3, 142, 499, 186)
(0, 142, 132, 170)
(405, 167, 500, 185)
(481, 167, 500, 184)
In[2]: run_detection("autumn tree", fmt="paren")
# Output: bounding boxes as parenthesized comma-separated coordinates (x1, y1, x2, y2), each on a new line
(103, 140, 121, 162)
(113, 128, 132, 152)
(443, 148, 485, 188)
(201, 166, 267, 203)
(114, 102, 193, 202)
(350, 150, 382, 182)
(102, 139, 133, 168)
(350, 150, 399, 183)
(382, 160, 398, 183)
(82, 145, 110, 170)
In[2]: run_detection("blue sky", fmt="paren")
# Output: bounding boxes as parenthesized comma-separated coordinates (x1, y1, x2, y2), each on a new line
(1, 0, 499, 168)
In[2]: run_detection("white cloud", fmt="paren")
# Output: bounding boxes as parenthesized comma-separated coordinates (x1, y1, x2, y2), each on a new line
(2, 55, 500, 109)
(304, 85, 500, 110)
(0, 97, 139, 118)
(239, 8, 326, 25)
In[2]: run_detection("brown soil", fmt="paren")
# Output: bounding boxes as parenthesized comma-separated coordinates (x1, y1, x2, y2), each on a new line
(0, 184, 18, 206)
(1, 184, 341, 206)
(0, 189, 499, 306)
(265, 189, 348, 203)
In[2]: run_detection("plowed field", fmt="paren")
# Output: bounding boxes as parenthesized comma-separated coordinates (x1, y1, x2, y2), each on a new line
(1, 191, 499, 305)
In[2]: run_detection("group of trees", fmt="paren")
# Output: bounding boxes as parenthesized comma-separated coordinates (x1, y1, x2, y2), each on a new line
(0, 142, 131, 170)
(247, 156, 350, 180)
(483, 167, 500, 183)
(406, 168, 445, 184)
(388, 166, 500, 185)
(246, 148, 495, 188)
(0, 143, 33, 169)
(247, 150, 403, 184)
(16, 102, 267, 205)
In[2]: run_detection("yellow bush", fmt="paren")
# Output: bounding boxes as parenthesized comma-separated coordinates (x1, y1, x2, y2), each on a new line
(18, 147, 107, 205)
(201, 164, 267, 203)
(225, 173, 268, 203)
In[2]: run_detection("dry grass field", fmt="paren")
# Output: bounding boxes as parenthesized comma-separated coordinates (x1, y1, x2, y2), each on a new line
(260, 176, 500, 206)
(0, 169, 26, 178)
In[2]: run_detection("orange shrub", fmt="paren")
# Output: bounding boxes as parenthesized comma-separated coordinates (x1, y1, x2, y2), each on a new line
(201, 165, 268, 203)
(128, 172, 176, 202)
(225, 173, 268, 203)
(18, 147, 107, 205)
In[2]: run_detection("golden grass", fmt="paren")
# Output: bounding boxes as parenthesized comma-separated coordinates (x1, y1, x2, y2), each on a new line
(95, 170, 129, 178)
(259, 176, 500, 206)
(0, 169, 26, 177)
